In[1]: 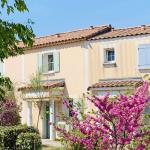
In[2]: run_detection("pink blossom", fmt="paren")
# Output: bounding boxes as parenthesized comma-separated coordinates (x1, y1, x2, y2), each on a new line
(54, 82, 150, 150)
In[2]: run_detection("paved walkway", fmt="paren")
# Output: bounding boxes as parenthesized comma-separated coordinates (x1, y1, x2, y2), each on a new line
(42, 139, 63, 148)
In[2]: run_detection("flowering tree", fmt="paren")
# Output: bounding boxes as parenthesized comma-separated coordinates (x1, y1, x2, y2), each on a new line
(0, 100, 20, 126)
(54, 82, 150, 150)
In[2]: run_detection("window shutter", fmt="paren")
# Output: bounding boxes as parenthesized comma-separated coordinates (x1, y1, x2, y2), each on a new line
(54, 51, 60, 72)
(0, 61, 4, 75)
(138, 44, 150, 69)
(37, 53, 43, 72)
(42, 53, 48, 73)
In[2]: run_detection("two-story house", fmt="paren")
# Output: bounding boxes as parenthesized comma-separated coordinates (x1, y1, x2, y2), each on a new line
(88, 25, 150, 95)
(1, 24, 150, 139)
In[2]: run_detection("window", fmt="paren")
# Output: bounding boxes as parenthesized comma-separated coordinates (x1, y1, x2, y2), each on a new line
(105, 48, 115, 62)
(48, 54, 54, 71)
(138, 44, 150, 70)
(38, 51, 60, 74)
(97, 91, 119, 97)
(42, 53, 54, 73)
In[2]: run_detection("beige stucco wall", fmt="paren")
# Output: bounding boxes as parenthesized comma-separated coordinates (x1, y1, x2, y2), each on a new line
(5, 35, 150, 96)
(5, 56, 23, 84)
(4, 41, 86, 137)
(4, 34, 150, 137)
(5, 41, 86, 98)
(88, 34, 150, 85)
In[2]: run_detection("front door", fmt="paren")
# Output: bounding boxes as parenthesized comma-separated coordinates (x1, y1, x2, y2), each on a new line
(46, 102, 50, 138)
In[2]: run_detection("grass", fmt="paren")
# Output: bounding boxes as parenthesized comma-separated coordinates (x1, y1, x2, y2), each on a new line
(42, 146, 64, 150)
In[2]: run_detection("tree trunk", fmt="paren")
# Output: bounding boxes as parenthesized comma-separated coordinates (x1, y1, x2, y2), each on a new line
(36, 101, 43, 128)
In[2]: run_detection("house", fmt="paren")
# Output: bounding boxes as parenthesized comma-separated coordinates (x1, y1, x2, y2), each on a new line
(87, 25, 150, 95)
(1, 24, 150, 140)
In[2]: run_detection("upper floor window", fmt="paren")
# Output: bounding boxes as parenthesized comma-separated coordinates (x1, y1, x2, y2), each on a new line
(37, 51, 60, 74)
(104, 48, 115, 63)
(138, 44, 150, 70)
(48, 54, 54, 71)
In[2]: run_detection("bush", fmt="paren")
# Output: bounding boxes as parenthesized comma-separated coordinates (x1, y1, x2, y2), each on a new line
(0, 100, 20, 126)
(16, 132, 42, 150)
(0, 125, 41, 150)
(56, 82, 150, 150)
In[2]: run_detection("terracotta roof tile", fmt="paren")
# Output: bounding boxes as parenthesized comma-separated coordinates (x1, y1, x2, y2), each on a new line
(20, 25, 111, 49)
(89, 25, 150, 40)
(18, 80, 65, 91)
(88, 78, 143, 90)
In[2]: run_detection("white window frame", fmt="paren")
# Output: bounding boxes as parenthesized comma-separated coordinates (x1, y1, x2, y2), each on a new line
(42, 52, 55, 74)
(48, 53, 54, 72)
(104, 48, 115, 63)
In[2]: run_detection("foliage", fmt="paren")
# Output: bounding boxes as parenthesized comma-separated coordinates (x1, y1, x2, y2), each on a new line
(55, 82, 150, 150)
(0, 124, 40, 150)
(16, 132, 42, 150)
(4, 86, 16, 100)
(0, 0, 35, 100)
(0, 77, 12, 101)
(0, 100, 20, 126)
(30, 71, 43, 91)
(127, 104, 150, 150)
(30, 71, 45, 128)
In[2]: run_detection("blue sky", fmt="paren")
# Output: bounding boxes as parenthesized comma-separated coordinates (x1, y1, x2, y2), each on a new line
(4, 0, 150, 36)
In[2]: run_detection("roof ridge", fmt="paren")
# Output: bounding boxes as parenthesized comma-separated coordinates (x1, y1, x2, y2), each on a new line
(112, 24, 150, 31)
(35, 24, 110, 39)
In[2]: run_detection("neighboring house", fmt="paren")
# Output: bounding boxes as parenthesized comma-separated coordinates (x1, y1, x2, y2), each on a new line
(1, 24, 150, 139)
(87, 25, 150, 95)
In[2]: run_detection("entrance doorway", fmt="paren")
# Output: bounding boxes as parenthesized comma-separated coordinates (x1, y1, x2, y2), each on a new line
(46, 102, 50, 138)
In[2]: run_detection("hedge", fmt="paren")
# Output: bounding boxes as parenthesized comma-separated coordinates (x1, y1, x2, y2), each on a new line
(0, 125, 41, 150)
(16, 132, 42, 150)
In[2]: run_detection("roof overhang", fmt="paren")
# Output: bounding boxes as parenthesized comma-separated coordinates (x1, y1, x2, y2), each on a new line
(18, 80, 65, 101)
(88, 77, 143, 91)
(18, 80, 65, 91)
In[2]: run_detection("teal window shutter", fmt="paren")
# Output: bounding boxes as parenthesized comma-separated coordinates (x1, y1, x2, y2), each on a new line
(42, 53, 49, 73)
(37, 53, 43, 72)
(54, 51, 60, 72)
(138, 44, 150, 69)
(0, 61, 4, 75)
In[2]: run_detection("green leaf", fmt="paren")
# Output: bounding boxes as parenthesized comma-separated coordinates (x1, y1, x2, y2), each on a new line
(7, 5, 14, 14)
(1, 0, 7, 8)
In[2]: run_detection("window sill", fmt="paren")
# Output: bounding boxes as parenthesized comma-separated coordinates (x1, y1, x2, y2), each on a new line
(103, 62, 117, 67)
(42, 71, 55, 75)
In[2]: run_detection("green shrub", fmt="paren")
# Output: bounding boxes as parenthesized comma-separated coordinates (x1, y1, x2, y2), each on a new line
(16, 132, 42, 150)
(0, 125, 41, 150)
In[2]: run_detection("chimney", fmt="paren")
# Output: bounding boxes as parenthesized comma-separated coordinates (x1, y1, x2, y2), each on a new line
(90, 26, 94, 29)
(111, 27, 115, 31)
(109, 24, 112, 28)
(56, 34, 60, 38)
(141, 25, 146, 30)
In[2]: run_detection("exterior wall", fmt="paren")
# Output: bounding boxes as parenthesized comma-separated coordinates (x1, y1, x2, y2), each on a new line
(5, 41, 86, 97)
(39, 42, 85, 97)
(4, 33, 150, 138)
(4, 41, 86, 138)
(5, 56, 23, 84)
(88, 34, 150, 85)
